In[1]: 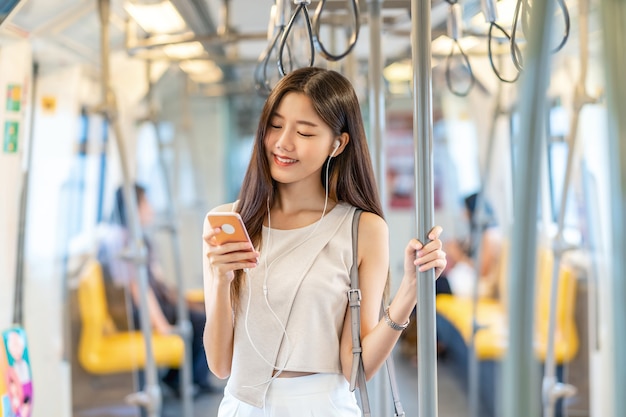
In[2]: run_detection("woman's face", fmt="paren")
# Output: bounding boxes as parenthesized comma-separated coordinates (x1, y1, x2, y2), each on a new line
(264, 92, 337, 188)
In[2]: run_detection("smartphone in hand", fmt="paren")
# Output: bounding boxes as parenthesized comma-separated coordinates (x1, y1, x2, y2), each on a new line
(206, 213, 255, 263)
(207, 212, 253, 245)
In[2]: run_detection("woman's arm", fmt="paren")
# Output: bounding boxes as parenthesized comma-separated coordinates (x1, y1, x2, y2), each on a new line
(340, 212, 446, 381)
(128, 280, 172, 334)
(202, 208, 260, 379)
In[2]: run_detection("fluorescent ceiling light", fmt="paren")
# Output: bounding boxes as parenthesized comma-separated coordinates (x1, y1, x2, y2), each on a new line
(163, 41, 205, 59)
(431, 35, 481, 56)
(124, 1, 187, 34)
(383, 56, 443, 83)
(384, 59, 412, 83)
(179, 60, 223, 84)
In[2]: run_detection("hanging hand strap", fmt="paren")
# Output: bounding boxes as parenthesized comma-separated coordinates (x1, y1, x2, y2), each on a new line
(348, 209, 405, 417)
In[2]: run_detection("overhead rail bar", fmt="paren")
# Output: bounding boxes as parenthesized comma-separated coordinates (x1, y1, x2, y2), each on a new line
(126, 29, 267, 54)
(444, 0, 475, 97)
(311, 0, 360, 61)
(411, 0, 439, 416)
(502, 0, 556, 415)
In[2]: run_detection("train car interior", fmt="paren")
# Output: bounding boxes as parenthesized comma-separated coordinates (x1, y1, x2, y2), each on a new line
(1, 0, 625, 417)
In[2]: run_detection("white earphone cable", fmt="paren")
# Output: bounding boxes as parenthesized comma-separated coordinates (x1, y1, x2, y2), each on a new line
(242, 154, 334, 388)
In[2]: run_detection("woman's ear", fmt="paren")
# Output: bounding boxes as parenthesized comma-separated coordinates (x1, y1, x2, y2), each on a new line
(331, 133, 350, 157)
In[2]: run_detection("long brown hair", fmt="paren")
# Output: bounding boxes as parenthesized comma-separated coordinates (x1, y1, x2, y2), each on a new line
(232, 67, 384, 309)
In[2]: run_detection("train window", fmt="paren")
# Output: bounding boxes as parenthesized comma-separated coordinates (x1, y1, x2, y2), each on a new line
(0, 0, 20, 25)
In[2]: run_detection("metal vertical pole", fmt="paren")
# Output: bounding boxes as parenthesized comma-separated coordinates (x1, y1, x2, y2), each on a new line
(542, 2, 593, 415)
(367, 0, 387, 210)
(146, 61, 193, 417)
(98, 1, 160, 416)
(14, 63, 38, 328)
(96, 115, 109, 223)
(502, 0, 556, 414)
(411, 1, 438, 416)
(367, 1, 389, 414)
(600, 1, 626, 416)
(468, 84, 503, 417)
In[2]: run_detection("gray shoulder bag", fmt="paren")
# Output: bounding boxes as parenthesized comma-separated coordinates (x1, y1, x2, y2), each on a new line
(348, 209, 406, 417)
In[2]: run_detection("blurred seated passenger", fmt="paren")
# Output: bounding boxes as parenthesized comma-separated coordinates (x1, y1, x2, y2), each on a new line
(401, 193, 503, 362)
(97, 183, 214, 396)
(439, 192, 503, 299)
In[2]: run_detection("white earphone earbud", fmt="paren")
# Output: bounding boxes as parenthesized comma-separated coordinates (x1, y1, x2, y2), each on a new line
(330, 139, 340, 157)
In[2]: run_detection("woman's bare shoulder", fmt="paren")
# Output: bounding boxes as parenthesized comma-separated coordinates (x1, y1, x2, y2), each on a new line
(359, 212, 389, 247)
(358, 211, 388, 236)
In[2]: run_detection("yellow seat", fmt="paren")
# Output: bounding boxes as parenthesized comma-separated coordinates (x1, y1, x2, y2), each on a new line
(436, 247, 579, 363)
(0, 348, 7, 394)
(77, 260, 184, 374)
(534, 260, 579, 363)
(185, 288, 205, 304)
(437, 294, 509, 360)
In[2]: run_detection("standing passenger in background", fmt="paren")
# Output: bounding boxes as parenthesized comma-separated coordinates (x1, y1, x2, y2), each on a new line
(98, 184, 214, 397)
(202, 67, 447, 416)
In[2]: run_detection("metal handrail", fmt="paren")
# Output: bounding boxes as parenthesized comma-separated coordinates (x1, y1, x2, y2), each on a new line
(98, 1, 160, 415)
(145, 61, 194, 417)
(541, 1, 595, 415)
(412, 1, 439, 416)
(502, 0, 557, 415)
(600, 0, 626, 414)
(467, 82, 503, 417)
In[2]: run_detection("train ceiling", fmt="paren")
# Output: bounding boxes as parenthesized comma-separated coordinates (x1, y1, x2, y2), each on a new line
(0, 0, 584, 93)
(0, 1, 454, 72)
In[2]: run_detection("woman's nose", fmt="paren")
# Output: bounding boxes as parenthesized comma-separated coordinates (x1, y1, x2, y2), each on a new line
(275, 128, 293, 152)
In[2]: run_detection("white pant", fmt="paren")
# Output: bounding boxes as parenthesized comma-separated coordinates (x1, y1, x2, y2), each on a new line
(217, 373, 362, 417)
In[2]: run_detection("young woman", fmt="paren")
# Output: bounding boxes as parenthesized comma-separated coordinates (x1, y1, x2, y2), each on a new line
(202, 67, 447, 416)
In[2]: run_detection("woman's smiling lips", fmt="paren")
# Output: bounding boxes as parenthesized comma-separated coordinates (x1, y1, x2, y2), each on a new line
(273, 154, 298, 166)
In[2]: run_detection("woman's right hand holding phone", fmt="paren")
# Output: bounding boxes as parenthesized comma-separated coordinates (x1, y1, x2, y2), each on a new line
(203, 227, 260, 283)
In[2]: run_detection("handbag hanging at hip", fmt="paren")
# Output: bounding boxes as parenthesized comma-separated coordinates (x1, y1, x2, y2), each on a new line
(348, 209, 405, 417)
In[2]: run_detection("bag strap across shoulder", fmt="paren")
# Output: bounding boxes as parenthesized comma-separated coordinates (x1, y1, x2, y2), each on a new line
(348, 209, 405, 417)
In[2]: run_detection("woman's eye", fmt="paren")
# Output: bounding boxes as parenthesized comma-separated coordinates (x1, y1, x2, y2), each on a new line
(298, 132, 313, 137)
(270, 124, 281, 129)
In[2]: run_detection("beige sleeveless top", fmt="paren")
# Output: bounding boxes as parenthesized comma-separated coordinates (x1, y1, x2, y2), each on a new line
(226, 202, 357, 407)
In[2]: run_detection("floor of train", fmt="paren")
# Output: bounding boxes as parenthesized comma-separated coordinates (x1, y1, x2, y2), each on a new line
(72, 350, 468, 417)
